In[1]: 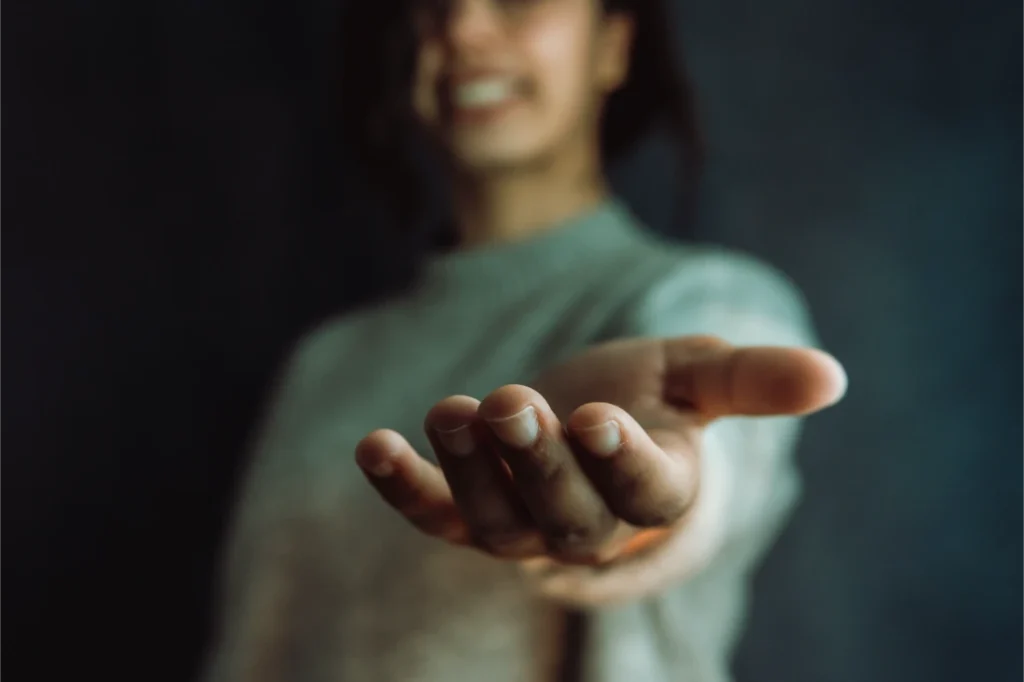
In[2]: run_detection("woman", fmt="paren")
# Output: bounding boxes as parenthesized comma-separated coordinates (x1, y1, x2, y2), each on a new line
(204, 1, 847, 680)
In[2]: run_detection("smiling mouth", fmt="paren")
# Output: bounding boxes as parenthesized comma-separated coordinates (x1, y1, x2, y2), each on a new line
(444, 76, 524, 124)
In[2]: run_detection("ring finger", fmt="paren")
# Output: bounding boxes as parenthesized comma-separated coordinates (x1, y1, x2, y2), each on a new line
(425, 395, 544, 558)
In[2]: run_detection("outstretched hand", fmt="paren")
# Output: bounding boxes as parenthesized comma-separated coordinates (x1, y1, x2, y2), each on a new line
(355, 336, 847, 564)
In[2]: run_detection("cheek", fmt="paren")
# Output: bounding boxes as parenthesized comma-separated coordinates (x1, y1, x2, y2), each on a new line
(520, 20, 594, 122)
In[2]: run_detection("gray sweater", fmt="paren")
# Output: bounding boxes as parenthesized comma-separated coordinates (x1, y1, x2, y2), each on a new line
(204, 201, 818, 682)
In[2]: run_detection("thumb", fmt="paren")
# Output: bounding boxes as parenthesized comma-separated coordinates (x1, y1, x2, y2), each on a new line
(660, 336, 848, 421)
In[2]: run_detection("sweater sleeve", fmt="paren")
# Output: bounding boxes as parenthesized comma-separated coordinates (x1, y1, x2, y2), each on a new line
(200, 331, 343, 682)
(518, 249, 817, 612)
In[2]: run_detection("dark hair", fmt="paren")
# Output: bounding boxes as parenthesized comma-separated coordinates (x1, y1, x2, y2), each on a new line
(333, 0, 703, 234)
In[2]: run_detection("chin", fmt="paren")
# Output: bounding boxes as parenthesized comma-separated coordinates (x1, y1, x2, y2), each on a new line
(446, 138, 551, 173)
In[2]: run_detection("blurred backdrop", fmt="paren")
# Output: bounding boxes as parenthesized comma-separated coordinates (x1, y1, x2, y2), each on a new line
(4, 1, 1021, 681)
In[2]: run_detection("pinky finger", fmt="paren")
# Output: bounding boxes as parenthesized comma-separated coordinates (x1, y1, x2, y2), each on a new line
(355, 429, 471, 544)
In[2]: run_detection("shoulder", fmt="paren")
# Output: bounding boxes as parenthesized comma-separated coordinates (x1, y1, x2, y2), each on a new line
(610, 231, 817, 347)
(263, 304, 382, 414)
(283, 296, 398, 380)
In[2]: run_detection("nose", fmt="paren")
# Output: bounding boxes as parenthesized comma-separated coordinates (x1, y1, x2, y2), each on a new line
(443, 0, 502, 50)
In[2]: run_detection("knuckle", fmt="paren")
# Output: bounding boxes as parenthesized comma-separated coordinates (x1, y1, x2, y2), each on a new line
(602, 465, 693, 527)
(406, 507, 454, 535)
(506, 441, 565, 483)
(386, 486, 425, 514)
(683, 335, 729, 354)
(527, 439, 565, 478)
(618, 495, 691, 528)
(603, 469, 650, 507)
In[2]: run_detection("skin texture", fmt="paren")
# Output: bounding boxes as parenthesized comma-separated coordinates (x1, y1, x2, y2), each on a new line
(356, 336, 848, 565)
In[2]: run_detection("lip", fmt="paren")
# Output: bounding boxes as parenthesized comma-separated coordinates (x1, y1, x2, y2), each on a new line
(447, 100, 520, 126)
(444, 69, 517, 85)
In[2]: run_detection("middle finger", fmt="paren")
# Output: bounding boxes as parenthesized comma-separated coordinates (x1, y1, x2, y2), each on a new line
(425, 395, 543, 558)
(479, 385, 618, 561)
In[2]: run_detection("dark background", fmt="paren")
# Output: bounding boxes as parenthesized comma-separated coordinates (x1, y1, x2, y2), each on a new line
(4, 0, 1021, 681)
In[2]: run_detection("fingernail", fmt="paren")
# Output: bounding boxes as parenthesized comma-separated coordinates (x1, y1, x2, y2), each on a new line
(823, 354, 849, 403)
(575, 420, 621, 457)
(434, 424, 475, 456)
(356, 448, 395, 477)
(487, 406, 539, 448)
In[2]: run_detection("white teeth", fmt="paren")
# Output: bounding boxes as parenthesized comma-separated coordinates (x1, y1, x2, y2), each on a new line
(452, 79, 515, 108)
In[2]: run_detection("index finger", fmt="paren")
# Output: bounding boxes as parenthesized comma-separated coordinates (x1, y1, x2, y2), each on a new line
(355, 429, 472, 544)
(662, 336, 848, 420)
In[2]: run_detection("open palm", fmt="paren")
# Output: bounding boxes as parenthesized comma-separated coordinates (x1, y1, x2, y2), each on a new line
(355, 335, 847, 564)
